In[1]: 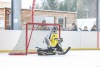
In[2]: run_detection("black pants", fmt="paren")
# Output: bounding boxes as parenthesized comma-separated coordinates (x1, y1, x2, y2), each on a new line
(48, 44, 63, 52)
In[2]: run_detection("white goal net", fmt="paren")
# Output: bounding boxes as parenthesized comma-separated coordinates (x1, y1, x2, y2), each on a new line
(9, 23, 60, 55)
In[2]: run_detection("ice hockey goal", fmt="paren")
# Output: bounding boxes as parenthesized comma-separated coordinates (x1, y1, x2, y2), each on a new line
(9, 22, 61, 55)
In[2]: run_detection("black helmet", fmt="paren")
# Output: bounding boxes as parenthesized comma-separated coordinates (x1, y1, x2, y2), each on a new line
(52, 26, 57, 32)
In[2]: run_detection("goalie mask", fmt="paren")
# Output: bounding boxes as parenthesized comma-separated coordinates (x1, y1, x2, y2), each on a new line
(52, 27, 57, 33)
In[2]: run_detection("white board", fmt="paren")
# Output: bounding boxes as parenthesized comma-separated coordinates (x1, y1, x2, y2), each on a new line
(0, 20, 4, 27)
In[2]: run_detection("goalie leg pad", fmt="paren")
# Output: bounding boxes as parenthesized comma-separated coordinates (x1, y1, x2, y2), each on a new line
(37, 48, 56, 55)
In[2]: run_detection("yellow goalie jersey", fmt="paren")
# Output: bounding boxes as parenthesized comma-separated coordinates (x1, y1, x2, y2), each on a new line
(50, 33, 58, 47)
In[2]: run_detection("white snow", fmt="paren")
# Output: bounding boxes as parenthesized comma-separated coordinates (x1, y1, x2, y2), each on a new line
(0, 50, 100, 67)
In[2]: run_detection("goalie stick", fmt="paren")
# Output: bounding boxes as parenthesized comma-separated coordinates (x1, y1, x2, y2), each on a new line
(61, 46, 71, 55)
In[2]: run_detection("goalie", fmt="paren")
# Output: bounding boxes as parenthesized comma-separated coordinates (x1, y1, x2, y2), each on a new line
(47, 27, 63, 51)
(37, 26, 71, 55)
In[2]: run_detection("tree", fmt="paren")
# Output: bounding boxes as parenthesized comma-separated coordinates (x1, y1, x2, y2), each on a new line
(42, 0, 58, 10)
(35, 4, 40, 9)
(70, 0, 77, 12)
(42, 0, 49, 10)
(77, 0, 97, 18)
(58, 1, 65, 11)
(61, 0, 77, 11)
(41, 0, 97, 19)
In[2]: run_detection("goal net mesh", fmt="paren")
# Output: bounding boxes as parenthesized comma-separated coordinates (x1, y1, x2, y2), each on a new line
(9, 23, 60, 55)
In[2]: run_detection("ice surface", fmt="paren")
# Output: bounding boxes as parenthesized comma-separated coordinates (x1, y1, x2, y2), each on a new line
(0, 50, 100, 67)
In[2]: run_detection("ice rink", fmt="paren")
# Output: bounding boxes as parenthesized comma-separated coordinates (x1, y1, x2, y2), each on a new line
(0, 50, 100, 67)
